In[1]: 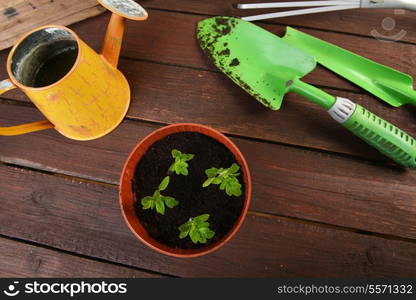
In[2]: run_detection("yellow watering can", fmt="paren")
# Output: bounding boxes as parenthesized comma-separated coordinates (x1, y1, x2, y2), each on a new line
(0, 0, 148, 140)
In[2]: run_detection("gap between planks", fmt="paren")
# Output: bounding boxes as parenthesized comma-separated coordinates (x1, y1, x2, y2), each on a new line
(0, 233, 173, 278)
(0, 95, 397, 170)
(142, 6, 416, 46)
(117, 55, 369, 96)
(1, 160, 415, 246)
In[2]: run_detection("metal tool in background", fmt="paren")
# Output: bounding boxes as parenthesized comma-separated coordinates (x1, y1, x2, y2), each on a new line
(197, 16, 416, 168)
(237, 0, 416, 21)
(282, 27, 416, 107)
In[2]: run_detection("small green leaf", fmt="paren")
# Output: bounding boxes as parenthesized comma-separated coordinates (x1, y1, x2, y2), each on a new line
(179, 222, 191, 232)
(169, 150, 194, 176)
(202, 178, 214, 187)
(168, 164, 175, 172)
(178, 214, 215, 244)
(155, 198, 165, 215)
(203, 163, 242, 197)
(199, 222, 209, 228)
(205, 168, 218, 178)
(219, 181, 226, 190)
(200, 227, 214, 237)
(189, 228, 201, 243)
(199, 236, 207, 244)
(212, 177, 222, 185)
(179, 165, 189, 176)
(232, 187, 242, 197)
(153, 190, 161, 198)
(224, 177, 242, 196)
(172, 149, 181, 158)
(229, 163, 240, 174)
(183, 153, 195, 161)
(179, 230, 189, 239)
(164, 196, 179, 208)
(203, 228, 215, 239)
(158, 176, 170, 191)
(141, 196, 154, 209)
(194, 214, 210, 224)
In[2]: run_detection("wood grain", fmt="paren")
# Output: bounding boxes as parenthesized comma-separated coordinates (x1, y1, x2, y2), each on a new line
(0, 0, 105, 50)
(1, 162, 416, 277)
(141, 0, 416, 44)
(0, 1, 415, 278)
(0, 11, 415, 161)
(0, 103, 415, 240)
(0, 237, 162, 277)
(69, 10, 416, 93)
(2, 10, 415, 94)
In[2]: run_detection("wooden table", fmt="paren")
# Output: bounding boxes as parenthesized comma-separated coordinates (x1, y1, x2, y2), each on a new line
(1, 1, 416, 277)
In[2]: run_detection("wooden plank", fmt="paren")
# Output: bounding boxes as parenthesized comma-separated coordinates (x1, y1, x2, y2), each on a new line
(0, 12, 414, 161)
(0, 0, 105, 50)
(1, 55, 413, 162)
(142, 0, 416, 44)
(121, 60, 414, 161)
(95, 10, 416, 93)
(121, 10, 416, 92)
(1, 162, 416, 277)
(0, 102, 150, 183)
(0, 237, 162, 277)
(0, 103, 416, 240)
(2, 10, 413, 94)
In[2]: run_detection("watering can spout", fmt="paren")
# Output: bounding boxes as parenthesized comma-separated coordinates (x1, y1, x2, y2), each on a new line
(97, 0, 148, 67)
(102, 13, 126, 67)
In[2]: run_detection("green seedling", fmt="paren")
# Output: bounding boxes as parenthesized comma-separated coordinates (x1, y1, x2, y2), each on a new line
(141, 176, 179, 215)
(178, 214, 215, 244)
(202, 163, 242, 197)
(168, 149, 195, 176)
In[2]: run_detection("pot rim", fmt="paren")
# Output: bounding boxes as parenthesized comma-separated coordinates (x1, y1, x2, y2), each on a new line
(7, 25, 82, 91)
(119, 123, 252, 258)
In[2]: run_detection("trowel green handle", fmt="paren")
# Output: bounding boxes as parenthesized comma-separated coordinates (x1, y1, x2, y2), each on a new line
(329, 97, 416, 168)
(290, 79, 416, 168)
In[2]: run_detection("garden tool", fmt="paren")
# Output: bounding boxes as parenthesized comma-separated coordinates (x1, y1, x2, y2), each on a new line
(0, 0, 147, 140)
(197, 16, 416, 168)
(237, 0, 416, 21)
(281, 27, 416, 107)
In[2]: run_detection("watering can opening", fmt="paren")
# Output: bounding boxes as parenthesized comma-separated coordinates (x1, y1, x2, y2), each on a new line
(10, 27, 79, 88)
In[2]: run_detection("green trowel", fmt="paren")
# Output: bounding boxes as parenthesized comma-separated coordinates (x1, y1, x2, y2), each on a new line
(196, 17, 416, 168)
(282, 27, 416, 107)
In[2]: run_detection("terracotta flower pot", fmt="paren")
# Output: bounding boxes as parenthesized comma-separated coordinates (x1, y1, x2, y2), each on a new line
(119, 123, 251, 258)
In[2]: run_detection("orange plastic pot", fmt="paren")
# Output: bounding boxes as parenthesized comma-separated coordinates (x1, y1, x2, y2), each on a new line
(119, 123, 251, 258)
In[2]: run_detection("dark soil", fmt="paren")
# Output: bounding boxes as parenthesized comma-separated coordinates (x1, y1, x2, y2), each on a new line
(133, 132, 245, 249)
(229, 58, 240, 67)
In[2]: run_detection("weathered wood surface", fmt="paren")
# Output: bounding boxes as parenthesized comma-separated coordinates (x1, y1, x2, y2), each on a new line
(1, 163, 416, 277)
(1, 11, 415, 162)
(0, 103, 415, 241)
(0, 0, 105, 50)
(0, 1, 415, 277)
(0, 237, 162, 277)
(142, 0, 416, 44)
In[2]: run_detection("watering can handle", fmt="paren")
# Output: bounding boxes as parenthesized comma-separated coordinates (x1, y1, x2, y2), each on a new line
(0, 79, 54, 136)
(329, 97, 416, 168)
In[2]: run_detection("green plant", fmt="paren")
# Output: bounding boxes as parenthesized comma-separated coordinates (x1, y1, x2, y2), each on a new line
(178, 214, 215, 244)
(202, 163, 242, 196)
(141, 176, 179, 215)
(168, 149, 195, 176)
